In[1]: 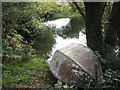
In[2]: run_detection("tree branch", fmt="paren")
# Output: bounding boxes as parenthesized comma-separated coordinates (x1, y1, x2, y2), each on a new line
(73, 2, 85, 20)
(101, 2, 107, 18)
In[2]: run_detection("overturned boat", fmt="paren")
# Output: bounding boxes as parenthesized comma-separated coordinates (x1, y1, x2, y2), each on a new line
(49, 43, 103, 87)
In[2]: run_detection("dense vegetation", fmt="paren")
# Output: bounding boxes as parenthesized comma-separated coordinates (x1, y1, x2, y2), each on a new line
(2, 2, 80, 88)
(2, 2, 56, 88)
(2, 2, 120, 89)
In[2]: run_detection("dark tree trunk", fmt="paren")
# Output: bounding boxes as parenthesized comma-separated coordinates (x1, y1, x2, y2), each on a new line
(84, 2, 105, 54)
(118, 30, 120, 59)
(105, 2, 120, 48)
(117, 13, 120, 59)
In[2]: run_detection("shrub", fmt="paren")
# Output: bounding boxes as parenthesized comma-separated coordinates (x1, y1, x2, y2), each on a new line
(2, 2, 57, 62)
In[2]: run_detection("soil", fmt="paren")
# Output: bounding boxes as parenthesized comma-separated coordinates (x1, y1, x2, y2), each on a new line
(44, 66, 58, 87)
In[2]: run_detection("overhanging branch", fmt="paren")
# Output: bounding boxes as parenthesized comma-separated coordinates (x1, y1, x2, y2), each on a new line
(73, 2, 85, 20)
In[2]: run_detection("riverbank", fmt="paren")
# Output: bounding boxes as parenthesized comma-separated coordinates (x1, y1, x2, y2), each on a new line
(2, 58, 53, 88)
(51, 13, 81, 20)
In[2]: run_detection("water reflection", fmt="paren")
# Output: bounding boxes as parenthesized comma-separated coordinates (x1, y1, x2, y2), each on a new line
(51, 32, 86, 57)
(41, 17, 120, 61)
(42, 17, 86, 62)
(58, 17, 85, 39)
(33, 27, 56, 58)
(43, 18, 70, 28)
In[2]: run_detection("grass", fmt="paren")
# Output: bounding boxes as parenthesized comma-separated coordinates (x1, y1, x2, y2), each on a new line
(51, 13, 82, 20)
(2, 57, 48, 88)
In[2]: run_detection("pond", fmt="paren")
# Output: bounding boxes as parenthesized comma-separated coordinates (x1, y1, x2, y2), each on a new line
(40, 16, 120, 62)
(42, 17, 86, 62)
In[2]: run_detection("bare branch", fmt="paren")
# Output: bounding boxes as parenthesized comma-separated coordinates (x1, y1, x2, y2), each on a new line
(73, 2, 85, 20)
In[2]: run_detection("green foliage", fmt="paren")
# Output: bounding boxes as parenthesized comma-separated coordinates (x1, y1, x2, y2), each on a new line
(32, 27, 56, 57)
(102, 2, 113, 23)
(2, 2, 35, 62)
(59, 4, 74, 14)
(84, 70, 120, 89)
(98, 69, 120, 88)
(2, 72, 15, 86)
(93, 47, 120, 88)
(51, 3, 81, 19)
(2, 57, 48, 88)
(104, 45, 119, 70)
(94, 51, 107, 71)
(2, 2, 82, 62)
(53, 13, 81, 19)
(35, 2, 59, 20)
(94, 45, 119, 71)
(57, 17, 85, 39)
(54, 80, 76, 89)
(2, 30, 33, 62)
(2, 2, 57, 62)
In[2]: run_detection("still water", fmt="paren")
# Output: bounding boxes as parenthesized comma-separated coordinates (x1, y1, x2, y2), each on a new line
(43, 17, 86, 62)
(41, 17, 120, 61)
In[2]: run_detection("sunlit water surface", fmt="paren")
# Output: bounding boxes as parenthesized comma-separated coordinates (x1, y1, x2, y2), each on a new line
(43, 18, 87, 62)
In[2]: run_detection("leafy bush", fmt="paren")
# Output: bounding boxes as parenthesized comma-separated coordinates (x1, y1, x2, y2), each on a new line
(2, 3, 35, 62)
(94, 47, 120, 88)
(54, 80, 76, 89)
(32, 27, 56, 57)
(2, 2, 58, 62)
(104, 45, 120, 70)
(2, 30, 34, 62)
(94, 45, 119, 71)
(98, 69, 120, 88)
(35, 2, 60, 20)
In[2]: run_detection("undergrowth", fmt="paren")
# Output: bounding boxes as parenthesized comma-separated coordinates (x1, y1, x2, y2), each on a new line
(2, 57, 48, 88)
(93, 45, 120, 88)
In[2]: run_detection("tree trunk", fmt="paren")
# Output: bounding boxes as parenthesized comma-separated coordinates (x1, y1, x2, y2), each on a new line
(84, 2, 105, 54)
(105, 2, 120, 48)
(117, 12, 120, 59)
